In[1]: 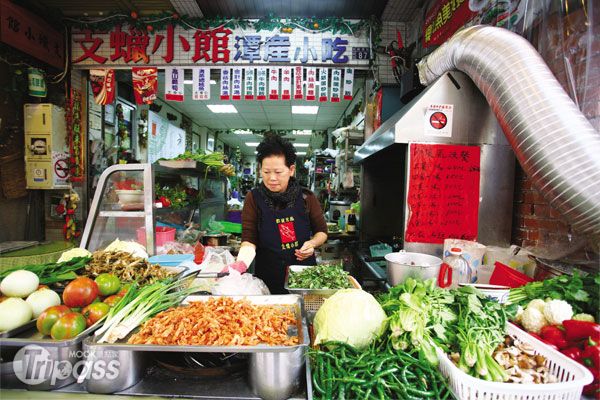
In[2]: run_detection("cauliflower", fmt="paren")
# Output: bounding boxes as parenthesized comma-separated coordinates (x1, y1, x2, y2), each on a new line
(543, 299, 574, 325)
(526, 299, 547, 313)
(514, 305, 525, 324)
(573, 313, 595, 323)
(521, 307, 549, 334)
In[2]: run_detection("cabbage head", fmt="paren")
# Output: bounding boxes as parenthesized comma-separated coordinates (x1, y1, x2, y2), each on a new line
(314, 289, 387, 349)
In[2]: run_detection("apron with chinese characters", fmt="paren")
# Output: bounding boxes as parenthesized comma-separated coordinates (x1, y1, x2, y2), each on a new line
(252, 188, 316, 294)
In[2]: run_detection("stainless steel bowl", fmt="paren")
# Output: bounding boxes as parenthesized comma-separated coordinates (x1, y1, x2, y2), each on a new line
(384, 251, 443, 286)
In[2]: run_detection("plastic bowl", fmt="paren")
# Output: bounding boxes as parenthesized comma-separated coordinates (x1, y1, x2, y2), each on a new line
(136, 226, 176, 247)
(459, 283, 511, 303)
(116, 190, 144, 204)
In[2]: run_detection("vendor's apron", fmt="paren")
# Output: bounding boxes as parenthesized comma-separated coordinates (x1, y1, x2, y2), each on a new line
(253, 188, 317, 294)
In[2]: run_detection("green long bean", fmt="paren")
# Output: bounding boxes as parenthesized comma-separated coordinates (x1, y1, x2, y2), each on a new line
(309, 341, 454, 400)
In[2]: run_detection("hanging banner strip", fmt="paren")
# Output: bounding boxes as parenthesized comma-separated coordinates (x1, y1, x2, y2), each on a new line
(268, 67, 280, 100)
(305, 67, 316, 101)
(192, 67, 210, 100)
(165, 67, 184, 102)
(343, 67, 354, 100)
(294, 66, 303, 100)
(318, 68, 328, 102)
(281, 67, 292, 100)
(330, 68, 342, 103)
(132, 67, 158, 105)
(220, 68, 231, 100)
(257, 67, 267, 100)
(244, 67, 255, 100)
(90, 69, 115, 105)
(232, 67, 242, 100)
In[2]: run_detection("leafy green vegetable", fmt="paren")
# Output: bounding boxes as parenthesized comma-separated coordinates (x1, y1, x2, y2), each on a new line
(0, 257, 90, 285)
(288, 264, 352, 289)
(379, 278, 513, 381)
(508, 271, 600, 319)
(378, 278, 456, 365)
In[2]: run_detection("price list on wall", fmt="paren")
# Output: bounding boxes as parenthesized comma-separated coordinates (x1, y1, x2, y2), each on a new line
(405, 143, 480, 244)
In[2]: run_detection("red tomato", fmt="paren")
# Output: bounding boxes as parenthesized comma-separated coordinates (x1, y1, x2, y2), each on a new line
(103, 295, 123, 307)
(62, 277, 99, 308)
(50, 312, 86, 340)
(82, 302, 110, 327)
(37, 305, 71, 336)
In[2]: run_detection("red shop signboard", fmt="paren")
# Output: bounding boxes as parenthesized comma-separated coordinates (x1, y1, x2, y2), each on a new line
(422, 0, 477, 48)
(0, 1, 65, 69)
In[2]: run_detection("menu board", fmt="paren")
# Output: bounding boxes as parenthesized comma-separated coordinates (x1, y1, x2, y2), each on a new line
(405, 143, 480, 244)
(147, 111, 186, 163)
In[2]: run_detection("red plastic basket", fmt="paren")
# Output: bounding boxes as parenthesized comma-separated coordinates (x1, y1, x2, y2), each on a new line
(136, 226, 176, 247)
(489, 261, 533, 288)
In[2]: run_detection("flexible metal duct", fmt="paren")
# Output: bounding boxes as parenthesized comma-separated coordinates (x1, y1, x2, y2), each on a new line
(417, 25, 600, 236)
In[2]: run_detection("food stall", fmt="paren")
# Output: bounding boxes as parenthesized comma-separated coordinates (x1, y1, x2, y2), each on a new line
(1, 22, 599, 400)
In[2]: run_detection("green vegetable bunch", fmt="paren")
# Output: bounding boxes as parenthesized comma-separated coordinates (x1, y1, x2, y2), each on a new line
(0, 257, 90, 285)
(379, 278, 456, 365)
(310, 341, 453, 400)
(508, 271, 600, 320)
(288, 264, 352, 289)
(453, 286, 510, 381)
(379, 278, 516, 382)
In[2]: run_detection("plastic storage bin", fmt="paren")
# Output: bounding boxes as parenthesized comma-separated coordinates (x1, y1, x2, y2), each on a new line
(489, 261, 533, 288)
(437, 323, 593, 400)
(136, 226, 176, 247)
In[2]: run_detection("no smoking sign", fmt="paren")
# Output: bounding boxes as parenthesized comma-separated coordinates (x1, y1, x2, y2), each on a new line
(425, 104, 453, 137)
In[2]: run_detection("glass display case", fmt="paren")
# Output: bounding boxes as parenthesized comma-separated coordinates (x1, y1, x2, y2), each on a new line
(81, 163, 226, 255)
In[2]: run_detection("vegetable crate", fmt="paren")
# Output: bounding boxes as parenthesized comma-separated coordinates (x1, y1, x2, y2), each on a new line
(437, 323, 593, 400)
(284, 265, 361, 321)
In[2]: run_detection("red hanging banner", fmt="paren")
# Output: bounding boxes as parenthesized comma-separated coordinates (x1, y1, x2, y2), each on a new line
(89, 69, 116, 105)
(405, 143, 480, 244)
(422, 0, 477, 48)
(132, 67, 158, 104)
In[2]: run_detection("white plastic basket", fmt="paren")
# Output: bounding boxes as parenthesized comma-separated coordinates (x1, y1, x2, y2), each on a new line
(437, 323, 593, 400)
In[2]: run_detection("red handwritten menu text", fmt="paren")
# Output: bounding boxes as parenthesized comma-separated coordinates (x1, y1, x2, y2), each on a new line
(405, 144, 480, 244)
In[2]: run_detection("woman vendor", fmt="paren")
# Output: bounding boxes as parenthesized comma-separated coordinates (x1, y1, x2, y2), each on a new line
(229, 135, 328, 294)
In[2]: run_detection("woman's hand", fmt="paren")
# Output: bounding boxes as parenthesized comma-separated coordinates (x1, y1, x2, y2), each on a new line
(294, 240, 315, 261)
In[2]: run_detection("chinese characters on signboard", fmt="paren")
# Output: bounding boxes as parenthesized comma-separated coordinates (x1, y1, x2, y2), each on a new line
(405, 144, 480, 244)
(422, 0, 477, 47)
(72, 24, 370, 67)
(0, 2, 65, 69)
(192, 67, 210, 100)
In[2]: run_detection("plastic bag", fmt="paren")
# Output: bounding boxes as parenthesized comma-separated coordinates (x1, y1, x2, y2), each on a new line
(207, 215, 225, 234)
(179, 247, 236, 292)
(212, 269, 270, 295)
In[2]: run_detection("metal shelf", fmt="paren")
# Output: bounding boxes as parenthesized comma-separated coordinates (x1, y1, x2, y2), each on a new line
(98, 210, 145, 218)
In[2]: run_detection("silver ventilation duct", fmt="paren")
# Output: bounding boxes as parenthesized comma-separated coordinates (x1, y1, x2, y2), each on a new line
(418, 25, 600, 237)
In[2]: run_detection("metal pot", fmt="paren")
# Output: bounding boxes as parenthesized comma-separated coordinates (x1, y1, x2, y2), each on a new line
(384, 251, 443, 286)
(201, 233, 229, 247)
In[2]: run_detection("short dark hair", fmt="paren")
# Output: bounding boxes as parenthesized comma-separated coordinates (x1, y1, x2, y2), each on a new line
(256, 135, 296, 167)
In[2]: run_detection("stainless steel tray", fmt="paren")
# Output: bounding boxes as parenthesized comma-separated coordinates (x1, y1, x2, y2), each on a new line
(0, 322, 101, 391)
(0, 319, 37, 339)
(0, 321, 99, 347)
(85, 294, 309, 353)
(284, 265, 361, 296)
